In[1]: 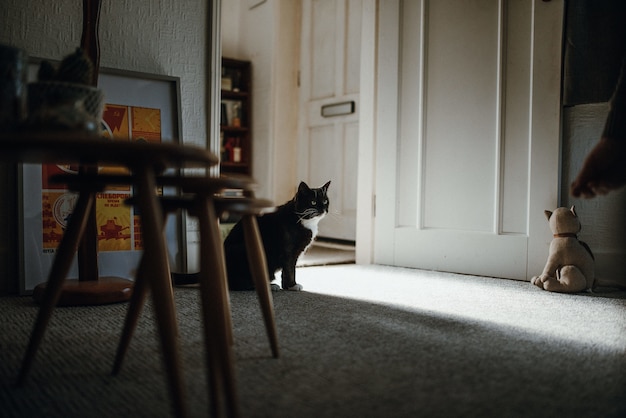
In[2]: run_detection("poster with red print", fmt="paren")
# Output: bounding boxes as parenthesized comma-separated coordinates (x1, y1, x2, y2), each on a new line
(20, 65, 182, 293)
(40, 104, 161, 252)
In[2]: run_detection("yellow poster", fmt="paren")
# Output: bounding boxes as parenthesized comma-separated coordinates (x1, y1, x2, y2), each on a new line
(96, 192, 132, 252)
(42, 191, 78, 251)
(131, 107, 162, 142)
(41, 103, 162, 253)
(133, 215, 143, 251)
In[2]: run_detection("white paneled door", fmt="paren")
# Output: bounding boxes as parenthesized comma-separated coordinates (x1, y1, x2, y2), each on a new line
(374, 0, 564, 280)
(298, 0, 362, 241)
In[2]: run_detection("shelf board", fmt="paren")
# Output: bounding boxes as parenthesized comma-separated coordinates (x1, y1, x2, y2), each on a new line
(221, 126, 249, 133)
(221, 161, 249, 168)
(221, 90, 249, 99)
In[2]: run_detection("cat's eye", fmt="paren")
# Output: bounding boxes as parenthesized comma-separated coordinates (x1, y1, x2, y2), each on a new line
(323, 199, 328, 204)
(311, 200, 316, 205)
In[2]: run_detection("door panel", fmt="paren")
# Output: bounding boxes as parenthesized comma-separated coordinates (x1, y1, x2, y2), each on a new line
(422, 0, 499, 232)
(375, 0, 563, 280)
(311, 0, 336, 100)
(299, 0, 361, 241)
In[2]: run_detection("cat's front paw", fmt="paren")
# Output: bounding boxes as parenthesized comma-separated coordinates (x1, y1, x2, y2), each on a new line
(285, 283, 303, 291)
(270, 283, 281, 292)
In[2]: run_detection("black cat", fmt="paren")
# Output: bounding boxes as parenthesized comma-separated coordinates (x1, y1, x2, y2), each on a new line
(225, 180, 331, 291)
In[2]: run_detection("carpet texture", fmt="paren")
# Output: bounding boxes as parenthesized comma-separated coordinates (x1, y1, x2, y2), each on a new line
(1, 265, 625, 418)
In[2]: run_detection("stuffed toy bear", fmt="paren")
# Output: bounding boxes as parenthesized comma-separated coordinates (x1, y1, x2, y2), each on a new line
(531, 206, 595, 293)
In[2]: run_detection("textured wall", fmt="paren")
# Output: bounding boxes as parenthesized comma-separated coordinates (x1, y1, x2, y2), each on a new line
(1, 0, 209, 147)
(222, 0, 300, 204)
(561, 104, 626, 286)
(0, 0, 210, 282)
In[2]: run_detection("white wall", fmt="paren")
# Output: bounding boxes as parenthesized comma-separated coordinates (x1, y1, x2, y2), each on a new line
(1, 0, 209, 149)
(221, 0, 242, 58)
(221, 0, 300, 204)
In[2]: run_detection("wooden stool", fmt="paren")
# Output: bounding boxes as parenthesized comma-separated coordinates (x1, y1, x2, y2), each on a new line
(213, 195, 279, 358)
(11, 137, 217, 418)
(50, 173, 278, 418)
(115, 177, 278, 418)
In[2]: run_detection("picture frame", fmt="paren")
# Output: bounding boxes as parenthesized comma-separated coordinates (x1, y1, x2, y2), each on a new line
(18, 60, 185, 294)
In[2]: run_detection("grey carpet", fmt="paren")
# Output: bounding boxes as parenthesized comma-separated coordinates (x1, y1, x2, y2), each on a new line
(1, 265, 625, 418)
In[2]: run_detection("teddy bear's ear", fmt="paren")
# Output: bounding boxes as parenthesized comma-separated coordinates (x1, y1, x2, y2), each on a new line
(544, 210, 552, 220)
(570, 205, 577, 217)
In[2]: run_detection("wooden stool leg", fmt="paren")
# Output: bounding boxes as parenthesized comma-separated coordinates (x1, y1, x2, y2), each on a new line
(197, 198, 239, 418)
(112, 210, 170, 376)
(241, 215, 280, 358)
(17, 191, 95, 386)
(134, 167, 186, 418)
(111, 257, 149, 375)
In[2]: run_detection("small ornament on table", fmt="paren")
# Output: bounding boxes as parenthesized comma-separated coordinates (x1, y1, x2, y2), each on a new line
(25, 48, 104, 133)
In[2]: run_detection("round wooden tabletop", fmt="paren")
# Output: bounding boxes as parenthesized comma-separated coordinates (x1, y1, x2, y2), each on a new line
(0, 131, 218, 168)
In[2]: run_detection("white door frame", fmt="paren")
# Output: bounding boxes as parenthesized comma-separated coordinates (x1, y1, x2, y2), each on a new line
(355, 0, 378, 263)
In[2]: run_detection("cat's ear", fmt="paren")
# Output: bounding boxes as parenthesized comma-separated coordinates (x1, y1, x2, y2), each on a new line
(322, 181, 331, 192)
(298, 181, 311, 194)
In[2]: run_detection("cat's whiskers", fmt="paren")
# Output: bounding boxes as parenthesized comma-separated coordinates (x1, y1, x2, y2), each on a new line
(295, 208, 321, 223)
(323, 209, 341, 221)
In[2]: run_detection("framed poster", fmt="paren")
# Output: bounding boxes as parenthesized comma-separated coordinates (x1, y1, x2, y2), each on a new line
(18, 62, 185, 294)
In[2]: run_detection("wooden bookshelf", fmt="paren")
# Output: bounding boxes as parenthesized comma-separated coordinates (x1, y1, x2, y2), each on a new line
(220, 58, 251, 175)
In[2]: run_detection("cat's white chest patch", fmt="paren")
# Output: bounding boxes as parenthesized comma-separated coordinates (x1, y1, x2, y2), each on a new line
(301, 213, 325, 239)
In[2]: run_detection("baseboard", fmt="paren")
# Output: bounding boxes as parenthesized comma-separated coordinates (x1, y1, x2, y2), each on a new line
(315, 237, 355, 250)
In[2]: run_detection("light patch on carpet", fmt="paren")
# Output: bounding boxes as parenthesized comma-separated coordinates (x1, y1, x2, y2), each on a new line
(294, 264, 626, 352)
